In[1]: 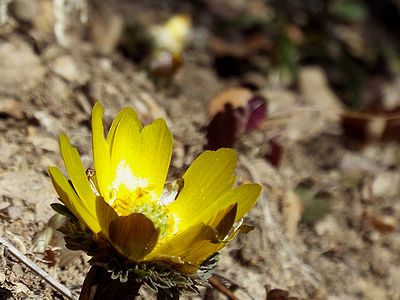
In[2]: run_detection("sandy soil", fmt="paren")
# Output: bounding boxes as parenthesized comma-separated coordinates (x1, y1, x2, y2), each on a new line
(0, 1, 400, 299)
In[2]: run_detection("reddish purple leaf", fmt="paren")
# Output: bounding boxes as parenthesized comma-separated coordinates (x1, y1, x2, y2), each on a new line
(265, 139, 283, 167)
(205, 103, 238, 150)
(246, 95, 268, 131)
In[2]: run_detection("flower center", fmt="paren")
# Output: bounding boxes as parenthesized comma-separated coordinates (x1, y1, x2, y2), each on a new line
(107, 161, 177, 239)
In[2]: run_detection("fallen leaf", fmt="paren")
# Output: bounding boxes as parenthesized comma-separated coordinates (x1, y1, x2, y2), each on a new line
(265, 139, 283, 167)
(246, 95, 268, 131)
(205, 103, 238, 150)
(266, 288, 298, 300)
(363, 208, 397, 234)
(206, 87, 268, 150)
(341, 109, 400, 145)
(209, 33, 272, 59)
(208, 87, 253, 117)
(295, 186, 331, 223)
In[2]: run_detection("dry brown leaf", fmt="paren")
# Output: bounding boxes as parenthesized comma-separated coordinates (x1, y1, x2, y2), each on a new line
(363, 208, 397, 234)
(208, 87, 253, 117)
(208, 34, 273, 59)
(266, 287, 299, 300)
(341, 109, 400, 145)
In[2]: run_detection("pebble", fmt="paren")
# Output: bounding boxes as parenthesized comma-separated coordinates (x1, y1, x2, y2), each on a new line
(11, 264, 23, 278)
(6, 206, 22, 219)
(371, 172, 400, 198)
(50, 55, 89, 84)
(0, 170, 57, 222)
(11, 0, 37, 23)
(0, 99, 24, 119)
(0, 39, 44, 94)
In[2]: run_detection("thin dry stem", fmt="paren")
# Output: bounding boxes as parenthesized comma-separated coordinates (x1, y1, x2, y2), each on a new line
(0, 236, 74, 299)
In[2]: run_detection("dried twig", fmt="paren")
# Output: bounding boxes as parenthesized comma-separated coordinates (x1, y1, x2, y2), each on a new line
(208, 275, 239, 300)
(212, 273, 256, 300)
(0, 236, 74, 300)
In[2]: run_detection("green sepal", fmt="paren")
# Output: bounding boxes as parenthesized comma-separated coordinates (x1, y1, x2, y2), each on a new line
(50, 202, 77, 221)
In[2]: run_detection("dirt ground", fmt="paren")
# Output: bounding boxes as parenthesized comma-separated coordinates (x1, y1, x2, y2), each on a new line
(1, 1, 400, 299)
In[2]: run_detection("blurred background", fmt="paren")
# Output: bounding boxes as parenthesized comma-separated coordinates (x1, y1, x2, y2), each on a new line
(0, 0, 400, 299)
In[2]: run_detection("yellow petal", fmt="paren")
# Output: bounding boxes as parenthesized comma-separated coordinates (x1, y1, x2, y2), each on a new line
(209, 183, 262, 222)
(148, 223, 218, 263)
(109, 108, 141, 187)
(223, 223, 254, 243)
(48, 167, 100, 233)
(150, 239, 224, 272)
(108, 213, 160, 261)
(168, 148, 237, 230)
(151, 219, 250, 270)
(174, 183, 260, 235)
(181, 239, 224, 266)
(49, 167, 75, 214)
(135, 118, 173, 196)
(59, 134, 96, 214)
(209, 203, 237, 240)
(92, 103, 112, 197)
(106, 107, 142, 149)
(107, 107, 142, 159)
(96, 196, 118, 237)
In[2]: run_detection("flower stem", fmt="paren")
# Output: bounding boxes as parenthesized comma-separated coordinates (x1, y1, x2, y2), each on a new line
(79, 265, 143, 300)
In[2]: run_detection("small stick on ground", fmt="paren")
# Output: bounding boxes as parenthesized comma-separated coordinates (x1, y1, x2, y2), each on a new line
(0, 236, 74, 300)
(208, 275, 239, 300)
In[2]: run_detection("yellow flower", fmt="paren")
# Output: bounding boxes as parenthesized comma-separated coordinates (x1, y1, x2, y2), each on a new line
(49, 103, 261, 273)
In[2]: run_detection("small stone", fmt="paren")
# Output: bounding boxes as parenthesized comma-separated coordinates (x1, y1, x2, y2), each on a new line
(315, 215, 339, 236)
(0, 99, 24, 119)
(0, 201, 11, 211)
(28, 134, 59, 153)
(0, 272, 6, 283)
(14, 283, 29, 297)
(11, 0, 37, 23)
(33, 0, 54, 34)
(50, 55, 88, 84)
(356, 279, 386, 300)
(88, 4, 124, 55)
(0, 39, 45, 94)
(32, 110, 64, 134)
(371, 171, 400, 198)
(12, 264, 23, 278)
(0, 170, 57, 222)
(299, 66, 344, 122)
(0, 144, 19, 165)
(6, 206, 22, 219)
